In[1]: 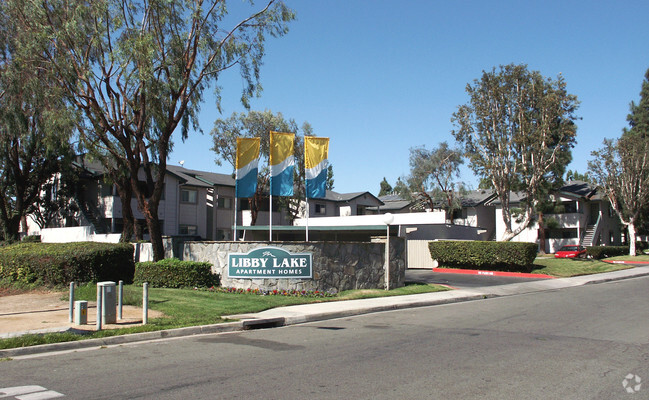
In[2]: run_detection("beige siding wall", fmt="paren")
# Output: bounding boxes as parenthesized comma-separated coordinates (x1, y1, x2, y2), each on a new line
(407, 240, 437, 269)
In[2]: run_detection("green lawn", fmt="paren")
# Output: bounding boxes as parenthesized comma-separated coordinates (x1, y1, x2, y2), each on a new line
(0, 282, 448, 350)
(607, 254, 649, 262)
(531, 257, 634, 277)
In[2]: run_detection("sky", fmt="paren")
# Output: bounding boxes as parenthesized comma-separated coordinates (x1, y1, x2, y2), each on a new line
(169, 0, 649, 196)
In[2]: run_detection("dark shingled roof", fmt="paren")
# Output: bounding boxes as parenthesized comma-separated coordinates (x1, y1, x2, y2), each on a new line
(321, 190, 383, 204)
(73, 155, 235, 188)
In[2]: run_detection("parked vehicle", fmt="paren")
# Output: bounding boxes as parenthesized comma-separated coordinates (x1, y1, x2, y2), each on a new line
(554, 245, 587, 258)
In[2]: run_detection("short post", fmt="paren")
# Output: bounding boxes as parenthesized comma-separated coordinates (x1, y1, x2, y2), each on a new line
(69, 282, 75, 323)
(383, 213, 394, 291)
(118, 280, 123, 320)
(143, 282, 149, 325)
(96, 283, 103, 331)
(74, 300, 88, 325)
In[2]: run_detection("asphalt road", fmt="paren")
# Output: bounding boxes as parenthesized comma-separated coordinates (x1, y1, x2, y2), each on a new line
(405, 268, 547, 288)
(1, 276, 648, 399)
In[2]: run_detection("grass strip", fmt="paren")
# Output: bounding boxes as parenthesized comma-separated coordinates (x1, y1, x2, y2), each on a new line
(531, 257, 633, 277)
(0, 283, 447, 350)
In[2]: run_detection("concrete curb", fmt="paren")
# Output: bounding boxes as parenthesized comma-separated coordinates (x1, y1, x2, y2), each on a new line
(2, 265, 649, 358)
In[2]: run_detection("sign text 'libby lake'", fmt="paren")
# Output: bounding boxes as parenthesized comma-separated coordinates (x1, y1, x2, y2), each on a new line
(228, 247, 313, 279)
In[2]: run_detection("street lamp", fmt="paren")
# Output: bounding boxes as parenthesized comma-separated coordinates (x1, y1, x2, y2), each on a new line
(383, 213, 394, 290)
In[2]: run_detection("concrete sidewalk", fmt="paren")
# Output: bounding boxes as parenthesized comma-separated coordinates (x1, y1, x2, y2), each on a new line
(1, 266, 648, 358)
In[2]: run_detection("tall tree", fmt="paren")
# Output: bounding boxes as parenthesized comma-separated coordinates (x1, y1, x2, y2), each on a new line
(7, 0, 294, 259)
(211, 110, 309, 225)
(0, 4, 76, 240)
(401, 142, 465, 221)
(588, 68, 649, 256)
(452, 64, 579, 241)
(325, 165, 335, 191)
(565, 169, 591, 182)
(378, 177, 392, 196)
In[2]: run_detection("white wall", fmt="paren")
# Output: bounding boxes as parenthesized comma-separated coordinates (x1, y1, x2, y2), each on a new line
(41, 226, 121, 243)
(494, 207, 539, 244)
(294, 211, 446, 227)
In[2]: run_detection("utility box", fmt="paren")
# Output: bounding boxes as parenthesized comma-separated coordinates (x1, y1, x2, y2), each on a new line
(74, 300, 88, 325)
(97, 281, 117, 324)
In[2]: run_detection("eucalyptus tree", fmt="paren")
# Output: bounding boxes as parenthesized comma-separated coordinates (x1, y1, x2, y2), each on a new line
(399, 142, 465, 222)
(211, 110, 312, 225)
(6, 0, 294, 259)
(452, 64, 579, 241)
(588, 68, 649, 256)
(0, 3, 76, 241)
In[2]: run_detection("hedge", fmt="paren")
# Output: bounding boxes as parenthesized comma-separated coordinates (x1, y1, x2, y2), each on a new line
(134, 258, 217, 288)
(429, 240, 538, 272)
(0, 242, 135, 286)
(586, 245, 630, 259)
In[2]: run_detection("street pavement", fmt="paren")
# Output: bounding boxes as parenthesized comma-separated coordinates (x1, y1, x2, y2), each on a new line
(1, 264, 648, 359)
(2, 274, 648, 399)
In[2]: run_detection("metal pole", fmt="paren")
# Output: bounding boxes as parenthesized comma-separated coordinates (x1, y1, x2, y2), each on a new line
(383, 213, 393, 291)
(96, 283, 103, 331)
(305, 193, 310, 242)
(385, 224, 390, 291)
(234, 195, 238, 241)
(118, 280, 123, 320)
(269, 193, 273, 242)
(143, 282, 149, 325)
(69, 282, 74, 323)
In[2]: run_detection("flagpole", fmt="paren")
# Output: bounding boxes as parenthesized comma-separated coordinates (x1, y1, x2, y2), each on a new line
(305, 190, 310, 242)
(234, 190, 238, 242)
(269, 191, 273, 242)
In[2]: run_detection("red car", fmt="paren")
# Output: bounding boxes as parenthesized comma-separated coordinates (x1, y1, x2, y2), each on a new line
(554, 245, 587, 258)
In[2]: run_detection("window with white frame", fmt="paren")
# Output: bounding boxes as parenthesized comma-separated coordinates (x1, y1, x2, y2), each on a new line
(315, 204, 326, 215)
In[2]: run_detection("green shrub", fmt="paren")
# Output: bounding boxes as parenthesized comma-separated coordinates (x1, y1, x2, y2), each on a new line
(134, 258, 217, 288)
(429, 240, 538, 272)
(586, 245, 630, 259)
(636, 241, 649, 254)
(21, 235, 41, 243)
(0, 242, 134, 286)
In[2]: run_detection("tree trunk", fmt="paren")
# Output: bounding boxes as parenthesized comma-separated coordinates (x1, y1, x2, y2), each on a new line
(628, 221, 637, 256)
(115, 182, 135, 243)
(2, 215, 21, 242)
(143, 202, 164, 261)
(500, 207, 534, 242)
(538, 212, 547, 254)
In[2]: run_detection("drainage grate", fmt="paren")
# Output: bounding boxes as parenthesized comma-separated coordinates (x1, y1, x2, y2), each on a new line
(241, 317, 285, 330)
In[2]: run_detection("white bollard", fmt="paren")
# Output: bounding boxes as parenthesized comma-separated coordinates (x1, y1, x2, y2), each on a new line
(143, 282, 149, 325)
(96, 283, 103, 331)
(69, 282, 75, 323)
(118, 280, 123, 320)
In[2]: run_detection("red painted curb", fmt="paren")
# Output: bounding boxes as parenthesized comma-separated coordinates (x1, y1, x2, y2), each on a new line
(432, 267, 555, 279)
(603, 260, 649, 265)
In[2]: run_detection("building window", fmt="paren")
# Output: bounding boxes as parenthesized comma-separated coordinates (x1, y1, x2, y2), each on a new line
(609, 231, 615, 245)
(100, 183, 113, 197)
(315, 204, 326, 215)
(548, 229, 578, 239)
(216, 229, 231, 241)
(181, 188, 197, 204)
(179, 225, 197, 236)
(357, 205, 367, 215)
(217, 197, 232, 209)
